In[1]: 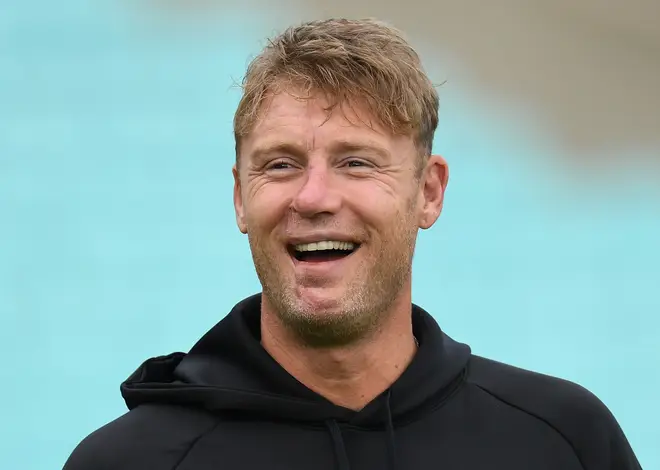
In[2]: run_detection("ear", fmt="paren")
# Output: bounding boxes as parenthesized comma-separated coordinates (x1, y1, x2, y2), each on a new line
(233, 164, 248, 234)
(418, 155, 449, 230)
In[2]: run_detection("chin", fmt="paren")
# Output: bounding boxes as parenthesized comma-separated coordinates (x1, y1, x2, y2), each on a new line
(294, 285, 348, 312)
(282, 296, 367, 348)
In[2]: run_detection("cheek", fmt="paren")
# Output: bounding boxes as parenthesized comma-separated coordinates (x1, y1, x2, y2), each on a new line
(350, 183, 412, 226)
(245, 184, 293, 229)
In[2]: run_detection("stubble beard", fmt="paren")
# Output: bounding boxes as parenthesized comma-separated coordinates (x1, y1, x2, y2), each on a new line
(248, 211, 418, 349)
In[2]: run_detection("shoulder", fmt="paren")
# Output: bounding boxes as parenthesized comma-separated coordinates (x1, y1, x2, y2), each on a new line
(63, 404, 218, 470)
(466, 355, 641, 470)
(467, 354, 603, 418)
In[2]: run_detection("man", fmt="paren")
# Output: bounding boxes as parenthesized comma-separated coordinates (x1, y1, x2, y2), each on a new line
(64, 18, 641, 470)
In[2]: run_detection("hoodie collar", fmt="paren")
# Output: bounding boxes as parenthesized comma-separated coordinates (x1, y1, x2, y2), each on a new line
(121, 293, 471, 427)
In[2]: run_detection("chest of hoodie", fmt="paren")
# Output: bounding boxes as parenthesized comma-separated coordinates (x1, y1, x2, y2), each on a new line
(167, 405, 583, 470)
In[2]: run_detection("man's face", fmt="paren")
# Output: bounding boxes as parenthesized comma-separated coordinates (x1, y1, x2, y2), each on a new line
(233, 90, 447, 346)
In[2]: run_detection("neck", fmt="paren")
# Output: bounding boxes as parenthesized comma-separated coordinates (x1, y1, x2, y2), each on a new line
(260, 293, 417, 411)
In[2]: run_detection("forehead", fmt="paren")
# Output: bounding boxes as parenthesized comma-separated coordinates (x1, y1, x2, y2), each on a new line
(243, 91, 413, 155)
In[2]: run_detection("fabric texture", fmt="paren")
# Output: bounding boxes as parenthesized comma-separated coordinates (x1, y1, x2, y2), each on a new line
(63, 294, 642, 470)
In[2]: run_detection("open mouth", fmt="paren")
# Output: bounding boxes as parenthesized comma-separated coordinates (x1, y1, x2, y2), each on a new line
(288, 241, 360, 263)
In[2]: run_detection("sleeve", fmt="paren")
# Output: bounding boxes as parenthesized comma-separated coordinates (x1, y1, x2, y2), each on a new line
(572, 394, 642, 470)
(467, 357, 643, 469)
(61, 405, 218, 470)
(62, 431, 113, 470)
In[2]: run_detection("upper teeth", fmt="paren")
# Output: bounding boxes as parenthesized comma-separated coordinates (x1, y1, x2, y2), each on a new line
(294, 241, 356, 252)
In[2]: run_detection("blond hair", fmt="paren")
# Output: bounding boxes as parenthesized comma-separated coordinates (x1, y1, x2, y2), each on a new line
(233, 18, 439, 169)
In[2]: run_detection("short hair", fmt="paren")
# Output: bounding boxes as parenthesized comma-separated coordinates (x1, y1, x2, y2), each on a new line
(233, 18, 440, 170)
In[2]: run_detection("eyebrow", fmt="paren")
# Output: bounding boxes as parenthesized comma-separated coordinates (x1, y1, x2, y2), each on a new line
(249, 142, 307, 163)
(327, 140, 392, 160)
(248, 139, 391, 162)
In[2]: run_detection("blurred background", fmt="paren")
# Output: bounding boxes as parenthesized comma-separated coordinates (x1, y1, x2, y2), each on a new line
(1, 0, 658, 468)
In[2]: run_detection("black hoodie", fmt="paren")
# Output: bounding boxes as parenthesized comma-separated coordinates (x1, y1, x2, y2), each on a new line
(63, 294, 642, 470)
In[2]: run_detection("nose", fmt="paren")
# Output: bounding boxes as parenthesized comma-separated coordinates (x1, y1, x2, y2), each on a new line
(291, 163, 342, 218)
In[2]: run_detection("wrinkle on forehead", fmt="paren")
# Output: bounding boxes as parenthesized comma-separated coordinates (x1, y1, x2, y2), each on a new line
(241, 89, 419, 172)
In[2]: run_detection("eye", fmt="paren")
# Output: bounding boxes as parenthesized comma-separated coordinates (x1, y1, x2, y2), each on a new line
(344, 159, 371, 168)
(267, 160, 294, 170)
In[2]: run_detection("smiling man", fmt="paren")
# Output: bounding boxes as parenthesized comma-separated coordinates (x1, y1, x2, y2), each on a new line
(63, 18, 641, 470)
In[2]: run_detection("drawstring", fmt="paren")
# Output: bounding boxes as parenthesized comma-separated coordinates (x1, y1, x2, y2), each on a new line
(325, 419, 351, 470)
(324, 390, 397, 470)
(384, 389, 397, 470)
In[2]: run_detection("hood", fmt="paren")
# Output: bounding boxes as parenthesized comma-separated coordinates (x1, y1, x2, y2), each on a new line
(121, 293, 471, 428)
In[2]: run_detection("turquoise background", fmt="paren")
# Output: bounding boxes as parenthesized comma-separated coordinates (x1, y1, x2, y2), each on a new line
(1, 2, 658, 469)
